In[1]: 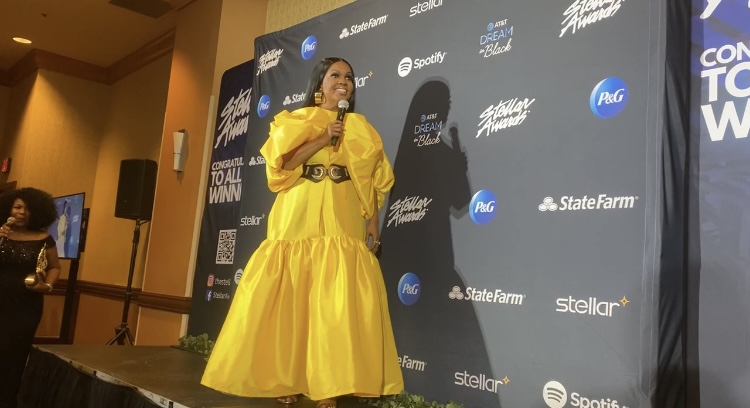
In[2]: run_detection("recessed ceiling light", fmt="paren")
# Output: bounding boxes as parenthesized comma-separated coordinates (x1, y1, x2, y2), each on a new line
(13, 37, 32, 44)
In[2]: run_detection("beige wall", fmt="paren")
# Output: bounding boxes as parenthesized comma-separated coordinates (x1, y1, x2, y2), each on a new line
(0, 71, 109, 194)
(0, 86, 9, 148)
(265, 0, 354, 32)
(72, 54, 172, 344)
(2, 0, 362, 346)
(136, 0, 269, 345)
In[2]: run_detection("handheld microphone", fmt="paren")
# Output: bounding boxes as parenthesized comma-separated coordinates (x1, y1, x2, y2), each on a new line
(0, 216, 16, 245)
(332, 100, 349, 147)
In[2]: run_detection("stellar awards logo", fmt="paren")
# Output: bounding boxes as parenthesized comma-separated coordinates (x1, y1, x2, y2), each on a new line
(559, 0, 624, 37)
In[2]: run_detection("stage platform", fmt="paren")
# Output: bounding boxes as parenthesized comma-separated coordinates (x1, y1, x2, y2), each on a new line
(20, 345, 373, 408)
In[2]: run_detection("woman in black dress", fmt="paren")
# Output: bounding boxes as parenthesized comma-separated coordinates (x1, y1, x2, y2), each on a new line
(0, 187, 61, 408)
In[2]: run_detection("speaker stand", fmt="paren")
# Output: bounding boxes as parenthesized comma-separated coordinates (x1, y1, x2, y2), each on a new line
(107, 218, 147, 346)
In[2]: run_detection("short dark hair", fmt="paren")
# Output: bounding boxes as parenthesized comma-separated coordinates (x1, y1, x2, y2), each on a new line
(302, 57, 357, 112)
(0, 187, 57, 231)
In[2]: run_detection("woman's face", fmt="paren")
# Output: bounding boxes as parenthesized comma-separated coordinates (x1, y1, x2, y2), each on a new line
(319, 60, 354, 110)
(10, 198, 30, 227)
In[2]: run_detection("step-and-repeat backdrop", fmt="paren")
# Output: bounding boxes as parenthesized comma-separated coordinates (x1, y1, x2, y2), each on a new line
(691, 0, 750, 406)
(189, 1, 667, 406)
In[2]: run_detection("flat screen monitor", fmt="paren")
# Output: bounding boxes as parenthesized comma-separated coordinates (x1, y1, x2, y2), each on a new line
(46, 192, 85, 260)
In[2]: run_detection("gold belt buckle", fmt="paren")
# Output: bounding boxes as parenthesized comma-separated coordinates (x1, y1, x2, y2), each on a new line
(310, 165, 326, 181)
(328, 166, 345, 180)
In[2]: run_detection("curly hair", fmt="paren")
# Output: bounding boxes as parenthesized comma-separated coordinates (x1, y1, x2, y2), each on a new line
(0, 187, 58, 231)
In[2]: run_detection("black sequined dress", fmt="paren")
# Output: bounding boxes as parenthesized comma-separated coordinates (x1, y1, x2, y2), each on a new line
(0, 236, 55, 408)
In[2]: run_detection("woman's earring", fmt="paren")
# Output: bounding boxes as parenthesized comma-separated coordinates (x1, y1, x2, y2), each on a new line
(314, 90, 324, 105)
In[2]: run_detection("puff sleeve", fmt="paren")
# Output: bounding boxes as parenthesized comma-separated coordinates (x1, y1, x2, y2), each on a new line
(259, 109, 325, 193)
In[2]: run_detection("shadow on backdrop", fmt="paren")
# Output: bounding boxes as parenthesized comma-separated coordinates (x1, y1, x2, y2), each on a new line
(378, 78, 501, 408)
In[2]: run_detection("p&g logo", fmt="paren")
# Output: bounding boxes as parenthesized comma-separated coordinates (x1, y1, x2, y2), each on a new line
(469, 189, 497, 225)
(398, 273, 421, 305)
(257, 95, 271, 118)
(301, 35, 317, 60)
(590, 77, 628, 118)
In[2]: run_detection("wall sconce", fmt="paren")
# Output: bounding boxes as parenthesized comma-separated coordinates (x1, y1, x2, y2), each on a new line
(173, 129, 187, 172)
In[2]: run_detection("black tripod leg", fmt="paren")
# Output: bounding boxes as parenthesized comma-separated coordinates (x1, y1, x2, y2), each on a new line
(107, 219, 142, 346)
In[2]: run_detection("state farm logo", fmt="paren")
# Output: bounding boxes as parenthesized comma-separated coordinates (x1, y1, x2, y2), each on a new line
(283, 92, 306, 106)
(538, 194, 638, 212)
(339, 14, 388, 39)
(240, 214, 265, 226)
(555, 294, 630, 317)
(449, 286, 525, 306)
(248, 156, 266, 166)
(399, 355, 426, 371)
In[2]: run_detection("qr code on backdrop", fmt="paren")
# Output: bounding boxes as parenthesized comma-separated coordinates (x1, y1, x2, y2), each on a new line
(216, 229, 237, 264)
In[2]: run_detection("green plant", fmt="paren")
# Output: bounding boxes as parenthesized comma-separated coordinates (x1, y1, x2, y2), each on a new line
(177, 333, 215, 358)
(359, 392, 463, 408)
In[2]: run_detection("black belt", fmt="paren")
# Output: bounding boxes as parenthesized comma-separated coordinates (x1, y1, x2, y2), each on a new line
(301, 164, 351, 183)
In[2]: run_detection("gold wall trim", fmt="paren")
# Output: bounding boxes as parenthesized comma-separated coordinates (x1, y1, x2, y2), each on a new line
(74, 279, 191, 314)
(0, 69, 9, 86)
(108, 30, 175, 83)
(1, 31, 175, 86)
(137, 291, 192, 314)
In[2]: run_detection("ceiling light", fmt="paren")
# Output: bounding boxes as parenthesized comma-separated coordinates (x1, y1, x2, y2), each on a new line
(13, 37, 32, 44)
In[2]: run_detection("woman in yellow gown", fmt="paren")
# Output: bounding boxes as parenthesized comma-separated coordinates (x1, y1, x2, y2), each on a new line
(201, 57, 404, 408)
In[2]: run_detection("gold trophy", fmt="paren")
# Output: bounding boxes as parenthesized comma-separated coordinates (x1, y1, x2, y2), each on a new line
(24, 244, 47, 287)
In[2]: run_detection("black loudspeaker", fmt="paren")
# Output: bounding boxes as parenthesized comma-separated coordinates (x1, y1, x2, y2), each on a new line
(115, 159, 158, 221)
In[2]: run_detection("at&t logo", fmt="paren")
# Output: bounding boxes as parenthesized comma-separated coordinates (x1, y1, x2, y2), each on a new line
(590, 77, 628, 118)
(398, 273, 421, 305)
(469, 189, 497, 225)
(257, 95, 271, 118)
(301, 35, 317, 60)
(543, 380, 629, 408)
(479, 19, 513, 59)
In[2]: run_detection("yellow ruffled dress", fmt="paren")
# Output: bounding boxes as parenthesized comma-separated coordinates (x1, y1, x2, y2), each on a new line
(201, 106, 404, 401)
